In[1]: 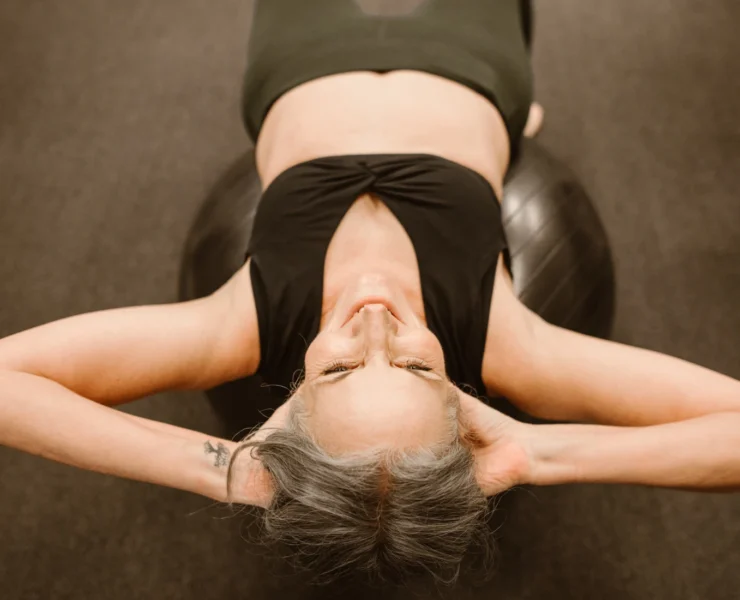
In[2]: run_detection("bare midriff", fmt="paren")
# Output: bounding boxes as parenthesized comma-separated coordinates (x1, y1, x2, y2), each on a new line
(255, 70, 511, 198)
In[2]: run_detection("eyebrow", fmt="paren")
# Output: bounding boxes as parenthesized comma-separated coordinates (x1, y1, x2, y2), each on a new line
(314, 368, 440, 387)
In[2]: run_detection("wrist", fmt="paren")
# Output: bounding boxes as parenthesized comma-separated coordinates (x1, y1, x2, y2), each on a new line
(508, 422, 538, 486)
(521, 424, 585, 487)
(189, 439, 237, 503)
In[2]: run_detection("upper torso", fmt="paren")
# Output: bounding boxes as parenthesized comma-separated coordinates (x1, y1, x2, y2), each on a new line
(249, 71, 517, 394)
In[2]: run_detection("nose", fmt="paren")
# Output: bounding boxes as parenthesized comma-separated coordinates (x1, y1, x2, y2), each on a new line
(353, 304, 398, 354)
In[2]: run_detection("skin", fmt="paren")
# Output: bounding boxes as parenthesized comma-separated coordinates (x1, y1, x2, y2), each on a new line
(1, 70, 740, 505)
(301, 276, 453, 453)
(253, 71, 534, 455)
(257, 71, 512, 194)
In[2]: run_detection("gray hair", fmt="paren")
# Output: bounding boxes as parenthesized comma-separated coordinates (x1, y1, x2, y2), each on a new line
(227, 389, 493, 585)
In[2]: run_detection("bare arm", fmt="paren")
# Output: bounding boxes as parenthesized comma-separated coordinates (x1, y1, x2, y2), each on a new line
(529, 323, 740, 425)
(0, 369, 281, 504)
(0, 263, 275, 501)
(0, 370, 243, 502)
(460, 392, 740, 495)
(483, 267, 740, 425)
(0, 263, 260, 404)
(525, 412, 740, 491)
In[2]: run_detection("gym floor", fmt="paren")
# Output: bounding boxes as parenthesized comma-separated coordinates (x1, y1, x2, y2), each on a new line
(1, 1, 738, 598)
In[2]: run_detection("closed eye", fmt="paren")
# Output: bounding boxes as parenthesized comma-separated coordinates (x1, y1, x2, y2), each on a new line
(321, 358, 433, 376)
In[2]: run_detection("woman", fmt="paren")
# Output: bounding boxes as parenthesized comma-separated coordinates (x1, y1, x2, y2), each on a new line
(1, 0, 739, 585)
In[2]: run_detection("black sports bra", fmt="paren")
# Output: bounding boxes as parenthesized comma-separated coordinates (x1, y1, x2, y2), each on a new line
(246, 154, 510, 396)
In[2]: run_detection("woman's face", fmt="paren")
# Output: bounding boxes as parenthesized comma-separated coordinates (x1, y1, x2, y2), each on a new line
(301, 274, 457, 454)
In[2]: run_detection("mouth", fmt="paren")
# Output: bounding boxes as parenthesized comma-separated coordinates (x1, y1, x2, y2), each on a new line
(343, 297, 403, 326)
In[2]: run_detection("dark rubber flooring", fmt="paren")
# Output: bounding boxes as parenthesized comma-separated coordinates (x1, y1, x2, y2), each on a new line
(1, 1, 738, 598)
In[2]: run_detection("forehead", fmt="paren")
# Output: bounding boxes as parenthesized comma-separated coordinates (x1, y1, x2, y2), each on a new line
(306, 369, 451, 434)
(304, 373, 454, 452)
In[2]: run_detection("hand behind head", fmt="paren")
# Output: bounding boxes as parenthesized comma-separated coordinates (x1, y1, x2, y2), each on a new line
(230, 397, 295, 507)
(458, 391, 532, 495)
(241, 391, 532, 504)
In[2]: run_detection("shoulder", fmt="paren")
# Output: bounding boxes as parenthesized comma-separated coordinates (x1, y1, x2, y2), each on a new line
(481, 254, 543, 398)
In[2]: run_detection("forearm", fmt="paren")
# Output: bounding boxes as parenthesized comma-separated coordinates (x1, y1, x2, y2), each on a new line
(0, 371, 259, 503)
(526, 412, 740, 491)
(121, 411, 228, 443)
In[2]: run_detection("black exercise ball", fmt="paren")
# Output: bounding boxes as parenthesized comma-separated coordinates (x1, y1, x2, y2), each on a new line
(502, 140, 615, 339)
(179, 141, 615, 427)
